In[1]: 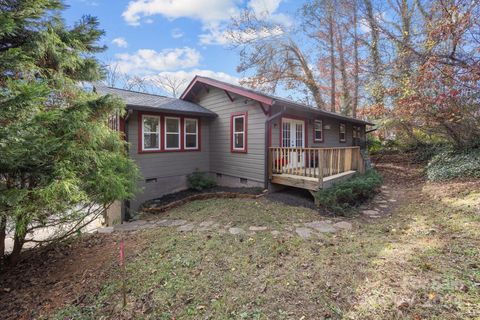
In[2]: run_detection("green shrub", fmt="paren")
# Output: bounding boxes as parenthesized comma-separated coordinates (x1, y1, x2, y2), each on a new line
(367, 136, 383, 154)
(187, 171, 217, 191)
(426, 148, 480, 181)
(315, 169, 383, 215)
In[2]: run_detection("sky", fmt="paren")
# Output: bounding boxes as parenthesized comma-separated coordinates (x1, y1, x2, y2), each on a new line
(63, 0, 301, 95)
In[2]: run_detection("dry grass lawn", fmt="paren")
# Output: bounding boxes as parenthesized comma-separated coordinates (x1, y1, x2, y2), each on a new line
(1, 157, 479, 320)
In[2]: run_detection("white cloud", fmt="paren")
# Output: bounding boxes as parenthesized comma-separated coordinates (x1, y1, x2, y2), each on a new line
(111, 37, 128, 48)
(114, 47, 202, 74)
(144, 69, 239, 93)
(171, 28, 185, 39)
(248, 0, 281, 15)
(122, 0, 239, 26)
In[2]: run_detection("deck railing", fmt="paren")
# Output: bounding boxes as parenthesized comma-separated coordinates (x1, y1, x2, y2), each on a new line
(268, 146, 365, 184)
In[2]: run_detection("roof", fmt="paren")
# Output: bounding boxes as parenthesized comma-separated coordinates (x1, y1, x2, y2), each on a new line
(94, 84, 217, 117)
(181, 76, 373, 126)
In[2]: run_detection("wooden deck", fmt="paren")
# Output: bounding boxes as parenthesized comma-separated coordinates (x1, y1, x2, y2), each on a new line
(268, 147, 365, 192)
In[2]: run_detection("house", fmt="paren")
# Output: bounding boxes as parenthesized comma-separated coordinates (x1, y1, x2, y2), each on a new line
(96, 76, 373, 221)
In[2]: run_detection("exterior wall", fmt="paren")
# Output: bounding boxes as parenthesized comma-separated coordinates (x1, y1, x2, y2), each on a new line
(127, 110, 210, 211)
(196, 87, 267, 186)
(270, 107, 365, 148)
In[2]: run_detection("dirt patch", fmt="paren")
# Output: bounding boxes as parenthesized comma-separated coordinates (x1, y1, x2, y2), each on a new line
(265, 187, 318, 210)
(0, 232, 148, 320)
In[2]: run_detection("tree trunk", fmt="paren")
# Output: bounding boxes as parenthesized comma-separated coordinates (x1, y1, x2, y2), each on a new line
(7, 230, 25, 266)
(0, 216, 6, 261)
(288, 41, 325, 109)
(328, 5, 336, 112)
(335, 28, 351, 115)
(364, 0, 384, 106)
(352, 0, 359, 118)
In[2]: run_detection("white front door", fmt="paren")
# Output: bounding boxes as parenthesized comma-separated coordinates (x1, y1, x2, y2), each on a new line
(282, 119, 305, 170)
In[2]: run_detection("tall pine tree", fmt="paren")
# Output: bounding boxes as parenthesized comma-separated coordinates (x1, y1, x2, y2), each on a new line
(0, 0, 139, 264)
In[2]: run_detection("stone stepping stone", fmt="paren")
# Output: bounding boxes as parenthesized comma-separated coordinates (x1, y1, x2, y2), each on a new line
(197, 220, 219, 231)
(332, 221, 352, 230)
(362, 209, 380, 216)
(388, 199, 397, 202)
(271, 230, 281, 237)
(114, 220, 155, 232)
(177, 223, 195, 232)
(304, 221, 336, 233)
(157, 219, 187, 227)
(379, 204, 389, 208)
(295, 227, 314, 239)
(228, 227, 245, 235)
(249, 226, 268, 231)
(374, 199, 388, 204)
(97, 227, 114, 234)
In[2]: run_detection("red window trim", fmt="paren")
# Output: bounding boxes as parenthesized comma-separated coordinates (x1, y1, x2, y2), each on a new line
(230, 111, 248, 153)
(138, 111, 201, 154)
(339, 123, 347, 143)
(313, 119, 324, 142)
(279, 115, 309, 148)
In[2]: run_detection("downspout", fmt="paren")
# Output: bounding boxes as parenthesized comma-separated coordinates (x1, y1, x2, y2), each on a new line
(263, 102, 286, 189)
(122, 109, 133, 222)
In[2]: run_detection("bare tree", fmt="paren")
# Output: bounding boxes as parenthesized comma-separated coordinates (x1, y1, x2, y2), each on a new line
(102, 60, 150, 93)
(149, 74, 188, 98)
(229, 10, 326, 109)
(363, 0, 385, 107)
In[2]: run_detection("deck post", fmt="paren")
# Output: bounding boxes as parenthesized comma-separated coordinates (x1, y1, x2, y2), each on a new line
(268, 148, 273, 179)
(318, 149, 324, 189)
(357, 147, 366, 174)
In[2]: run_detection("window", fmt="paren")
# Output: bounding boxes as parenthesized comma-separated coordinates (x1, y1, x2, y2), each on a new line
(231, 113, 247, 152)
(142, 115, 160, 150)
(165, 117, 180, 150)
(339, 123, 346, 142)
(314, 120, 323, 142)
(353, 126, 361, 139)
(184, 118, 198, 150)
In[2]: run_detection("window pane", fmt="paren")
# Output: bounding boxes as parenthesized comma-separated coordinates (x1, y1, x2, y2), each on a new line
(295, 123, 303, 147)
(144, 133, 159, 149)
(234, 133, 244, 148)
(234, 117, 244, 132)
(166, 118, 179, 133)
(185, 135, 197, 148)
(166, 133, 179, 148)
(143, 116, 158, 133)
(315, 131, 322, 140)
(185, 119, 197, 134)
(282, 122, 290, 147)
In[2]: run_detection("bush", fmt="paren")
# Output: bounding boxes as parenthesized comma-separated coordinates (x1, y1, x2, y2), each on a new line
(315, 169, 383, 215)
(426, 148, 480, 181)
(187, 171, 217, 191)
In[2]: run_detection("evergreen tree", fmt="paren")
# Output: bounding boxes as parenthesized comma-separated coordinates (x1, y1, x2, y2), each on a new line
(0, 0, 139, 264)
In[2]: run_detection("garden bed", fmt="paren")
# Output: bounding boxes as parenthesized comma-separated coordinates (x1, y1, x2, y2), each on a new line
(141, 186, 264, 214)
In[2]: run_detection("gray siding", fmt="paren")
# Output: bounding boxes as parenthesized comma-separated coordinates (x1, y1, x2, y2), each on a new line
(127, 111, 210, 210)
(196, 88, 266, 184)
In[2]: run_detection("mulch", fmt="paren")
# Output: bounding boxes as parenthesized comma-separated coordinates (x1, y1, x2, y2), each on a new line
(141, 186, 264, 211)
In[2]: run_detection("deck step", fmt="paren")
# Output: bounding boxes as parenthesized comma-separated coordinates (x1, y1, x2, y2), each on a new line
(322, 170, 356, 188)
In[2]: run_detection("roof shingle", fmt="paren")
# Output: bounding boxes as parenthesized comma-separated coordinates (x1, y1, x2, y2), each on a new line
(95, 84, 217, 117)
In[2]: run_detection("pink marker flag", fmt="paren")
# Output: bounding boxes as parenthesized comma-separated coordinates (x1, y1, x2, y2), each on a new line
(119, 239, 125, 267)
